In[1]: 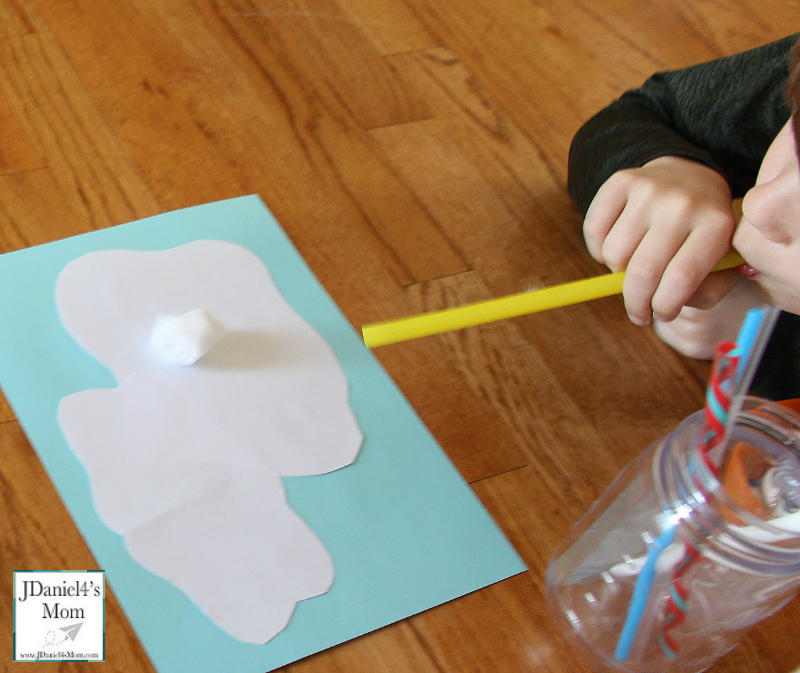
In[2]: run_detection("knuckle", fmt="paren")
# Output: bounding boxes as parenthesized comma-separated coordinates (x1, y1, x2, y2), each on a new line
(655, 191, 701, 220)
(661, 268, 703, 305)
(601, 246, 627, 272)
(623, 261, 661, 287)
(605, 169, 636, 189)
(705, 207, 735, 229)
(694, 209, 735, 238)
(583, 217, 602, 241)
(662, 260, 702, 292)
(651, 298, 680, 323)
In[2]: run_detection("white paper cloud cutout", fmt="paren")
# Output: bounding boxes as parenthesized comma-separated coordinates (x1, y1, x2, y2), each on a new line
(55, 240, 362, 477)
(59, 371, 335, 643)
(55, 240, 363, 643)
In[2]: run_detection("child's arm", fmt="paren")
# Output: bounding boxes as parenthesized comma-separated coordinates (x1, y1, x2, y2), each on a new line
(569, 35, 797, 324)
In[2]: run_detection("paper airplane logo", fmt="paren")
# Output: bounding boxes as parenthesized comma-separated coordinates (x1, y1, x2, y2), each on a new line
(41, 622, 83, 648)
(60, 623, 83, 641)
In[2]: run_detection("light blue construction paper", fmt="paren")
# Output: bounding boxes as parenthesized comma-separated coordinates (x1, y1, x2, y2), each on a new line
(0, 195, 526, 673)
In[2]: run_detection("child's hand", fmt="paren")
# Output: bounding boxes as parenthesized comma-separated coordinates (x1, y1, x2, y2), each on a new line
(583, 156, 737, 325)
(653, 276, 766, 359)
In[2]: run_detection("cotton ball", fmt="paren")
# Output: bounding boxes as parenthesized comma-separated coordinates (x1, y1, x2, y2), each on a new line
(150, 309, 225, 366)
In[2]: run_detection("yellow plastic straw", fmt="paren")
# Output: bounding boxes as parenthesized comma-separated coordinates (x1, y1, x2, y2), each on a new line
(362, 250, 746, 348)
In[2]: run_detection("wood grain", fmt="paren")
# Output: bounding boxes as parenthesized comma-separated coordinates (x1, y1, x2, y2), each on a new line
(0, 0, 798, 670)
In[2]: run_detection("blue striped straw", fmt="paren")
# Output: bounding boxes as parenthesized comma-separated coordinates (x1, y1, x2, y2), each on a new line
(614, 525, 677, 661)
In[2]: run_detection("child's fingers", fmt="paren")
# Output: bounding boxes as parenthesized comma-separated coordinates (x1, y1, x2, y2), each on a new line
(650, 225, 734, 321)
(620, 225, 688, 324)
(598, 205, 650, 273)
(583, 174, 632, 263)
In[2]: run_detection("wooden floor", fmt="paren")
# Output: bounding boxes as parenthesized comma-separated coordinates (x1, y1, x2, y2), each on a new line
(1, 0, 800, 671)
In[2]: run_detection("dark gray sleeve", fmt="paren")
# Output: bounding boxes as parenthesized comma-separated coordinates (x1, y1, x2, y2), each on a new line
(568, 34, 798, 215)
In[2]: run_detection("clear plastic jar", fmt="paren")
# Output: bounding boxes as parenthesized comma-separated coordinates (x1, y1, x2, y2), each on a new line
(546, 398, 800, 673)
